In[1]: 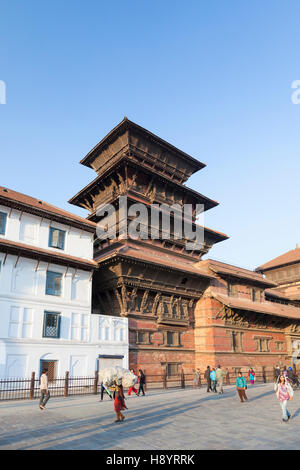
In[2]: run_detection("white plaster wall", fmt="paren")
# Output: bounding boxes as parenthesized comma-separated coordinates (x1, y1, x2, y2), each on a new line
(0, 204, 93, 259)
(0, 205, 128, 379)
(0, 313, 128, 378)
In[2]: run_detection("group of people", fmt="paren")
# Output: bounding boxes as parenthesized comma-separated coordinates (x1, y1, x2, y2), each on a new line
(274, 365, 299, 387)
(39, 364, 298, 424)
(203, 365, 226, 394)
(197, 365, 254, 403)
(38, 367, 146, 422)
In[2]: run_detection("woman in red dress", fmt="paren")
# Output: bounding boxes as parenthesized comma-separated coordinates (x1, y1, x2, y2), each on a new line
(114, 384, 128, 423)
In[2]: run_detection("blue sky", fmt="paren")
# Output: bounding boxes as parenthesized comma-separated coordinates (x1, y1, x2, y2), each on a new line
(1, 0, 300, 270)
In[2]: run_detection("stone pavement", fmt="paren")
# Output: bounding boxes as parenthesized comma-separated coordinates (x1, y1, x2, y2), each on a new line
(0, 383, 300, 450)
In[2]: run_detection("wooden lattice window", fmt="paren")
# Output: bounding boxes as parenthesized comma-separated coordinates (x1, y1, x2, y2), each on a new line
(167, 363, 179, 377)
(43, 311, 61, 338)
(41, 360, 56, 382)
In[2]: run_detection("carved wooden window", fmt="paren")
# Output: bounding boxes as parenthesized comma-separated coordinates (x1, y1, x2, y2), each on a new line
(275, 341, 284, 351)
(164, 330, 180, 347)
(136, 331, 150, 345)
(231, 331, 243, 352)
(255, 337, 271, 352)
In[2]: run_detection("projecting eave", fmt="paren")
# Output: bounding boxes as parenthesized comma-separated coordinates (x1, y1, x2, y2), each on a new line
(0, 187, 96, 233)
(255, 248, 300, 273)
(94, 246, 215, 280)
(69, 170, 219, 213)
(80, 117, 206, 173)
(212, 292, 300, 321)
(201, 259, 276, 287)
(0, 238, 98, 271)
(202, 227, 229, 244)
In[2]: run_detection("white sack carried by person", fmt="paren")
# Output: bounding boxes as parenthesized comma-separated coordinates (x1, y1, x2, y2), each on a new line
(98, 366, 138, 389)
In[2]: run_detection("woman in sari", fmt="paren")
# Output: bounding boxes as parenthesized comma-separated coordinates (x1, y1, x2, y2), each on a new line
(248, 368, 255, 385)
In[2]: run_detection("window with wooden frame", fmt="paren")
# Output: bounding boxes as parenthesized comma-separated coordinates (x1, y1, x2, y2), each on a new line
(275, 341, 284, 351)
(45, 271, 62, 296)
(43, 311, 61, 338)
(255, 337, 271, 352)
(227, 283, 237, 297)
(48, 227, 66, 250)
(136, 331, 150, 345)
(167, 363, 179, 377)
(0, 212, 7, 235)
(251, 288, 261, 302)
(231, 331, 243, 352)
(163, 330, 180, 347)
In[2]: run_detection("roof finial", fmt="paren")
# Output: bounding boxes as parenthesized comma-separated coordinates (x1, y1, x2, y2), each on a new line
(296, 243, 299, 249)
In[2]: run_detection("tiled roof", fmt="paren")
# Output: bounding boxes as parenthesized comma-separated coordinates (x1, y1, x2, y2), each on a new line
(264, 288, 292, 300)
(0, 187, 96, 232)
(200, 259, 276, 287)
(256, 248, 300, 272)
(69, 159, 220, 212)
(80, 117, 206, 170)
(212, 292, 300, 320)
(0, 238, 97, 271)
(95, 243, 214, 279)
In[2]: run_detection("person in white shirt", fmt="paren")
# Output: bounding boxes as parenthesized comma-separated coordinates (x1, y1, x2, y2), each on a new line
(39, 368, 50, 410)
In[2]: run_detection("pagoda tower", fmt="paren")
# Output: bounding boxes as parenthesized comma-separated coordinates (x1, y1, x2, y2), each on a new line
(69, 118, 228, 375)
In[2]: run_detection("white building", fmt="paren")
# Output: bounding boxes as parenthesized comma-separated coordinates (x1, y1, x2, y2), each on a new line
(0, 187, 128, 380)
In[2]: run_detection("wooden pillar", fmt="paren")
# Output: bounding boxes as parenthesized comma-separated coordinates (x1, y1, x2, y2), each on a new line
(94, 370, 98, 395)
(30, 372, 35, 399)
(64, 371, 69, 397)
(181, 369, 185, 389)
(163, 371, 167, 390)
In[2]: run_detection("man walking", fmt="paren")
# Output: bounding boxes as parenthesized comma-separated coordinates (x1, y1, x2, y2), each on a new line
(204, 366, 212, 392)
(210, 368, 217, 393)
(137, 369, 146, 396)
(39, 368, 50, 410)
(100, 382, 112, 401)
(216, 365, 224, 394)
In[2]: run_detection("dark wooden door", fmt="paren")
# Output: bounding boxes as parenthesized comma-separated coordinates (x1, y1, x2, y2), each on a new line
(41, 361, 56, 382)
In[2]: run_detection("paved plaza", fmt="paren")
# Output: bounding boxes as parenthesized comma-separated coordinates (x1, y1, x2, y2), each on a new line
(0, 383, 300, 450)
